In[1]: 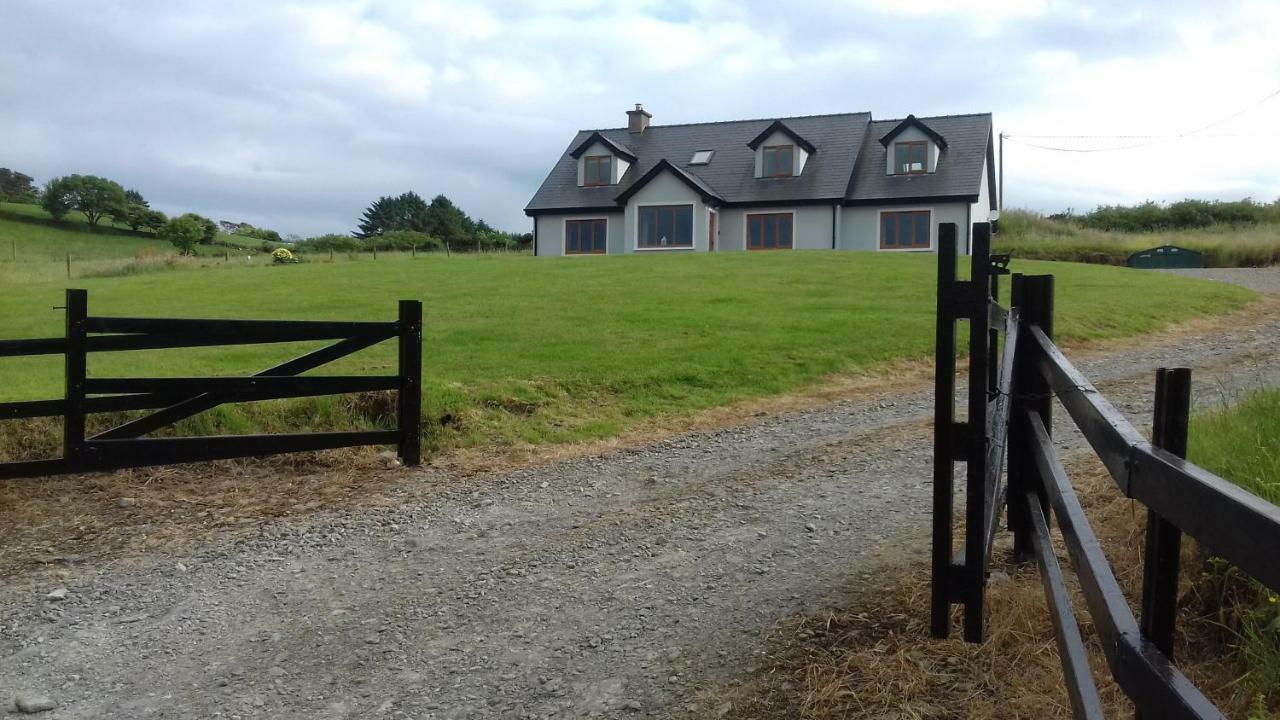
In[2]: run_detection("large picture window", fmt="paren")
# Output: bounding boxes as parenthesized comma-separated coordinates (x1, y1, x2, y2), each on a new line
(565, 218, 607, 255)
(746, 212, 794, 250)
(894, 141, 927, 174)
(637, 205, 694, 249)
(880, 210, 931, 250)
(583, 155, 611, 186)
(762, 145, 794, 177)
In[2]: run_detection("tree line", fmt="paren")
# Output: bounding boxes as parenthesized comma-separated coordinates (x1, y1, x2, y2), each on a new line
(3, 167, 530, 255)
(1049, 198, 1280, 233)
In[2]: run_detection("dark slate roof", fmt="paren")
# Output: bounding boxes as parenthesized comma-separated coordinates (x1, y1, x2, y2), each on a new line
(569, 131, 637, 162)
(525, 111, 992, 213)
(846, 113, 992, 204)
(525, 112, 872, 212)
(615, 159, 724, 204)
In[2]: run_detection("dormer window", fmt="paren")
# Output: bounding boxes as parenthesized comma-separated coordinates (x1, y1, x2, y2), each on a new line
(895, 141, 927, 174)
(584, 155, 612, 186)
(762, 145, 794, 177)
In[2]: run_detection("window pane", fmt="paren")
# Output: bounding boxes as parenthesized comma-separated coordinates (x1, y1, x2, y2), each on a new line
(884, 215, 898, 247)
(748, 216, 761, 248)
(910, 144, 926, 166)
(593, 220, 606, 251)
(657, 207, 673, 246)
(778, 214, 793, 247)
(639, 209, 654, 247)
(913, 213, 929, 248)
(895, 145, 908, 173)
(778, 147, 792, 175)
(566, 222, 580, 253)
(674, 206, 692, 246)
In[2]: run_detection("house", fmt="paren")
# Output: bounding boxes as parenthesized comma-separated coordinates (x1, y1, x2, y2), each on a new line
(524, 105, 997, 256)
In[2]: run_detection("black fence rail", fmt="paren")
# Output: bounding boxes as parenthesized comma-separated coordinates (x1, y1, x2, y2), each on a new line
(0, 289, 422, 479)
(931, 223, 1280, 718)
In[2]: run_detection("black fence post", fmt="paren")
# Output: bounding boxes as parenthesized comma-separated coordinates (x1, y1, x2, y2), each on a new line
(63, 289, 88, 472)
(397, 299, 423, 467)
(931, 222, 959, 639)
(963, 222, 992, 643)
(1139, 368, 1190, 670)
(1007, 273, 1034, 561)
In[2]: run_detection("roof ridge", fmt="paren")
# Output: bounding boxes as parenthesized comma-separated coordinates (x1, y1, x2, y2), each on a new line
(581, 111, 872, 133)
(873, 111, 992, 124)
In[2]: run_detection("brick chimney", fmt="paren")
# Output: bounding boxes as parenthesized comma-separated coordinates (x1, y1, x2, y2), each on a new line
(626, 103, 652, 134)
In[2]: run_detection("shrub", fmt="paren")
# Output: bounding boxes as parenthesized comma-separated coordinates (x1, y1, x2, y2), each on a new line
(292, 234, 365, 253)
(271, 248, 297, 264)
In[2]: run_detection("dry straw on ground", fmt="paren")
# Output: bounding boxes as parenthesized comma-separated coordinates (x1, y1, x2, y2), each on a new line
(709, 453, 1268, 719)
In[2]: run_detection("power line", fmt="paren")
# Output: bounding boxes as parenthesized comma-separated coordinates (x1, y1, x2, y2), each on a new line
(1003, 86, 1280, 152)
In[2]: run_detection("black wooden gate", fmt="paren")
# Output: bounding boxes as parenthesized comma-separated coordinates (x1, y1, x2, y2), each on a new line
(932, 223, 1280, 717)
(0, 289, 422, 479)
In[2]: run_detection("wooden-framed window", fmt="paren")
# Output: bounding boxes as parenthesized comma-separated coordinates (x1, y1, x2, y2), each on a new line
(880, 210, 931, 250)
(762, 144, 794, 177)
(894, 141, 927, 174)
(565, 218, 607, 254)
(637, 205, 693, 249)
(583, 155, 611, 186)
(746, 212, 794, 250)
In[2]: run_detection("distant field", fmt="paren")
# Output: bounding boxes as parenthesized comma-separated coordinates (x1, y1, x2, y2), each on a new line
(994, 210, 1280, 267)
(0, 251, 1255, 457)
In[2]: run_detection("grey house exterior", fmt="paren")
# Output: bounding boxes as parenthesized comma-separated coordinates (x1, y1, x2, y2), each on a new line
(524, 105, 997, 256)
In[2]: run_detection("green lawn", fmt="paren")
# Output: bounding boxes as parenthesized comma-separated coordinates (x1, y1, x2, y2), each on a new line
(0, 251, 1255, 454)
(994, 210, 1280, 267)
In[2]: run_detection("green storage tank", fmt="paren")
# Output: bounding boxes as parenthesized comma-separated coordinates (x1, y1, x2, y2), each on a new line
(1126, 245, 1203, 269)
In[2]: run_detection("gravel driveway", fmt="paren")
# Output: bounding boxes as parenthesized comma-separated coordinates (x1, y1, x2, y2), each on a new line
(3, 270, 1278, 719)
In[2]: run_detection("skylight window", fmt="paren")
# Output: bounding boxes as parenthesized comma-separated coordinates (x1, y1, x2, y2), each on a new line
(689, 150, 714, 165)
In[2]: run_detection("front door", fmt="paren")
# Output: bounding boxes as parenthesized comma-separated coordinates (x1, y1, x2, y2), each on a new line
(708, 211, 717, 252)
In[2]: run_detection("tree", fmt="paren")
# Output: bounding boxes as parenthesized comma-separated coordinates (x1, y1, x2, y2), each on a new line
(41, 174, 127, 227)
(422, 194, 471, 249)
(41, 178, 73, 220)
(123, 189, 148, 207)
(141, 208, 168, 233)
(114, 203, 168, 233)
(0, 168, 36, 202)
(178, 213, 217, 244)
(355, 191, 429, 237)
(159, 215, 204, 254)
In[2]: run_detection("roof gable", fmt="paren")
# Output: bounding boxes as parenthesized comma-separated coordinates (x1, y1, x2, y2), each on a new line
(848, 113, 992, 204)
(613, 159, 723, 205)
(878, 115, 948, 150)
(569, 131, 638, 163)
(746, 120, 817, 154)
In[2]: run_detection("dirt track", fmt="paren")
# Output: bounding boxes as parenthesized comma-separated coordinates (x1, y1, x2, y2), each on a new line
(2, 270, 1278, 719)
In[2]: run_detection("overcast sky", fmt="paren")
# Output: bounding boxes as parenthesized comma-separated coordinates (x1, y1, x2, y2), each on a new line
(3, 0, 1279, 236)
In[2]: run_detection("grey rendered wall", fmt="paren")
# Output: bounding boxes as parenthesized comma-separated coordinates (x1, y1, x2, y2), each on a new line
(534, 212, 626, 257)
(622, 172, 708, 253)
(717, 205, 837, 251)
(840, 203, 972, 254)
(971, 157, 993, 227)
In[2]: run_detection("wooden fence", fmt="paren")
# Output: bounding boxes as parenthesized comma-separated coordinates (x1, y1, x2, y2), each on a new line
(0, 289, 422, 479)
(932, 221, 1280, 718)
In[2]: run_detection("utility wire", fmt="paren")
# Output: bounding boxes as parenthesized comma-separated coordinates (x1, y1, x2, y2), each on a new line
(1004, 86, 1280, 152)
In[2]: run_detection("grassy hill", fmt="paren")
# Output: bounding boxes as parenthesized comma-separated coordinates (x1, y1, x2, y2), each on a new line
(0, 251, 1255, 457)
(0, 201, 175, 261)
(0, 202, 284, 283)
(994, 210, 1280, 267)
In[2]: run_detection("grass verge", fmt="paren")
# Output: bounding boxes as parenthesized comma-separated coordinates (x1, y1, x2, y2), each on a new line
(995, 210, 1280, 267)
